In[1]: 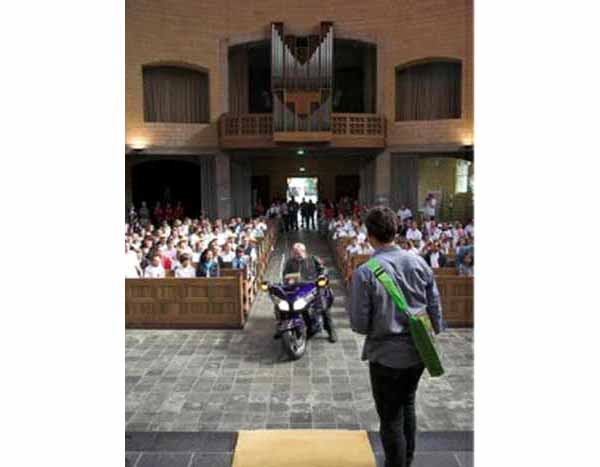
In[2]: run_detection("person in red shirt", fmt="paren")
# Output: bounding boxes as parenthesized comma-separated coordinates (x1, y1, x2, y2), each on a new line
(174, 201, 184, 221)
(353, 200, 361, 218)
(153, 202, 164, 224)
(164, 203, 174, 223)
(324, 201, 335, 220)
(159, 249, 172, 272)
(255, 199, 265, 217)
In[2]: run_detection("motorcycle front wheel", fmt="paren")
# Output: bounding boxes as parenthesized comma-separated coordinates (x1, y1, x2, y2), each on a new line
(281, 327, 307, 360)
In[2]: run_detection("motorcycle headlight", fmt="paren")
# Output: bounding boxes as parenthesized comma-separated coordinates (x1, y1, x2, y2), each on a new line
(277, 300, 290, 311)
(293, 298, 307, 311)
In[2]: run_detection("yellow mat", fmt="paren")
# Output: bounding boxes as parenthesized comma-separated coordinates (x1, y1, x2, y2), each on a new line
(232, 430, 377, 467)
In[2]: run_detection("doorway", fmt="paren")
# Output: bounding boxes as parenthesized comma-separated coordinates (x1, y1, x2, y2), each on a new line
(287, 177, 319, 204)
(131, 159, 202, 217)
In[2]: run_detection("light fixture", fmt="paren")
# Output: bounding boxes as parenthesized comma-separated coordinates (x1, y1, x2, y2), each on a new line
(296, 148, 305, 156)
(299, 167, 306, 172)
(129, 138, 147, 152)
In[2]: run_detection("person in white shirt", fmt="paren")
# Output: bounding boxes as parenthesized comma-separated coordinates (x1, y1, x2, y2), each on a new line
(346, 237, 361, 258)
(219, 243, 236, 264)
(465, 219, 474, 238)
(257, 219, 268, 231)
(405, 221, 423, 242)
(156, 237, 168, 253)
(360, 240, 375, 255)
(125, 243, 142, 278)
(397, 205, 413, 222)
(144, 254, 166, 278)
(424, 194, 437, 219)
(267, 202, 280, 218)
(429, 224, 443, 241)
(175, 254, 196, 278)
(188, 227, 201, 248)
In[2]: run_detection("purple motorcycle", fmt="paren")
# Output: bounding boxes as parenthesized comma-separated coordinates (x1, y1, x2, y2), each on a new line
(260, 274, 334, 360)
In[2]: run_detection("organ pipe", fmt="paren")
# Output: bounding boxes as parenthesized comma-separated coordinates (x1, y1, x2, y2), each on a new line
(271, 22, 333, 132)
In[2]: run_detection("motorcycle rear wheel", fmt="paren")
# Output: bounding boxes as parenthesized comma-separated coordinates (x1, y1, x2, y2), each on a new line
(281, 327, 307, 360)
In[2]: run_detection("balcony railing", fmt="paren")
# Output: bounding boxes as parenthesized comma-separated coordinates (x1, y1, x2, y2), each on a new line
(219, 113, 385, 149)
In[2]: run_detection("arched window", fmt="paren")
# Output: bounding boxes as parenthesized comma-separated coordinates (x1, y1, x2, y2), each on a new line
(143, 65, 209, 123)
(395, 60, 462, 121)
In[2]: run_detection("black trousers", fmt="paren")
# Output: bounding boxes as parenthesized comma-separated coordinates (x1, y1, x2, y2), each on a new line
(369, 361, 425, 467)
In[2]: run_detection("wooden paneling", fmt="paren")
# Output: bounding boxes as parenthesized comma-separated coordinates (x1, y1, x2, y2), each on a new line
(273, 131, 333, 143)
(435, 276, 474, 327)
(126, 276, 245, 329)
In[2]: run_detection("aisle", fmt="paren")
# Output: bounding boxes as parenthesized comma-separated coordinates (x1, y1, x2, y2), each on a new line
(125, 230, 473, 433)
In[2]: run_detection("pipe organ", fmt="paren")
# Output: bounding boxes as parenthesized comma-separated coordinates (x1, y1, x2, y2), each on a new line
(271, 22, 333, 141)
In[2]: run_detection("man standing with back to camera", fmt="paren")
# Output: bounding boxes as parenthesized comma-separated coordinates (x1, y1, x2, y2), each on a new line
(349, 207, 444, 467)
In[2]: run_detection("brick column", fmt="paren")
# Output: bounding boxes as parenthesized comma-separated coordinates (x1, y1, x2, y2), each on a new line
(125, 155, 133, 215)
(215, 152, 232, 219)
(374, 150, 391, 206)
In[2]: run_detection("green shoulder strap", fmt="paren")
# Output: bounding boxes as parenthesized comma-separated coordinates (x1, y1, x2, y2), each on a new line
(366, 256, 445, 378)
(365, 257, 409, 317)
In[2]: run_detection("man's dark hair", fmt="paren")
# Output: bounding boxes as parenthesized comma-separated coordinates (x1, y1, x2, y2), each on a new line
(365, 207, 398, 243)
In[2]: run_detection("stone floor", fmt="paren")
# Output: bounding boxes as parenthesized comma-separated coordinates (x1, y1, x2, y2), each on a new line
(125, 230, 473, 432)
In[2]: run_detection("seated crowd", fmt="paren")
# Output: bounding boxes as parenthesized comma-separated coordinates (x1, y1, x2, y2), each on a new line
(328, 203, 474, 277)
(125, 201, 269, 279)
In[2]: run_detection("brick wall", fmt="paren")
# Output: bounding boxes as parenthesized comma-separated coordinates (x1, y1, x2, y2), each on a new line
(126, 0, 473, 150)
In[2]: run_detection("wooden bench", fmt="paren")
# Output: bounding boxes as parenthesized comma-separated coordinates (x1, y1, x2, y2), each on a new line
(127, 223, 278, 329)
(434, 267, 458, 276)
(435, 276, 474, 327)
(125, 276, 245, 329)
(221, 268, 256, 318)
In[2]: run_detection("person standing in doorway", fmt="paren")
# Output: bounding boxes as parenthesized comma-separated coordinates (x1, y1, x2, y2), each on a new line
(349, 207, 444, 467)
(288, 197, 299, 231)
(300, 198, 309, 230)
(280, 201, 289, 233)
(307, 200, 316, 230)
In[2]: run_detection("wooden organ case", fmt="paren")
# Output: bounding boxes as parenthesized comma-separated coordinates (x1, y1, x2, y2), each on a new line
(271, 22, 333, 143)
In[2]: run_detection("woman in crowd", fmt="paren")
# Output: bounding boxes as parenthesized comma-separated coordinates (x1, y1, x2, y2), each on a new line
(458, 252, 474, 276)
(196, 249, 220, 278)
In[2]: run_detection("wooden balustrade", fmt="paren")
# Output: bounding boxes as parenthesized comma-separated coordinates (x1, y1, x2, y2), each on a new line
(219, 113, 385, 149)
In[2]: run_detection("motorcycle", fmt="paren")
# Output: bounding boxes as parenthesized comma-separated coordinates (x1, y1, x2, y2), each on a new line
(260, 273, 334, 360)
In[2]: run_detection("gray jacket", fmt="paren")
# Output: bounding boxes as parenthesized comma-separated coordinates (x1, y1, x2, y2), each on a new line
(349, 245, 444, 369)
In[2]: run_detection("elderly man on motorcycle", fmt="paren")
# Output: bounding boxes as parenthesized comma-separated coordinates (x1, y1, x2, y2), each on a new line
(282, 242, 338, 343)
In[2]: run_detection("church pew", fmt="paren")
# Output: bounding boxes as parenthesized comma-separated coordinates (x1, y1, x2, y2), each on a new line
(127, 223, 277, 330)
(435, 276, 474, 327)
(434, 267, 458, 276)
(221, 268, 256, 318)
(125, 275, 245, 329)
(344, 254, 373, 287)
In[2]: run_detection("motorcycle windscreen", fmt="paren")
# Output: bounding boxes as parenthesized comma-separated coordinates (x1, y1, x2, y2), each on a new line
(283, 272, 302, 284)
